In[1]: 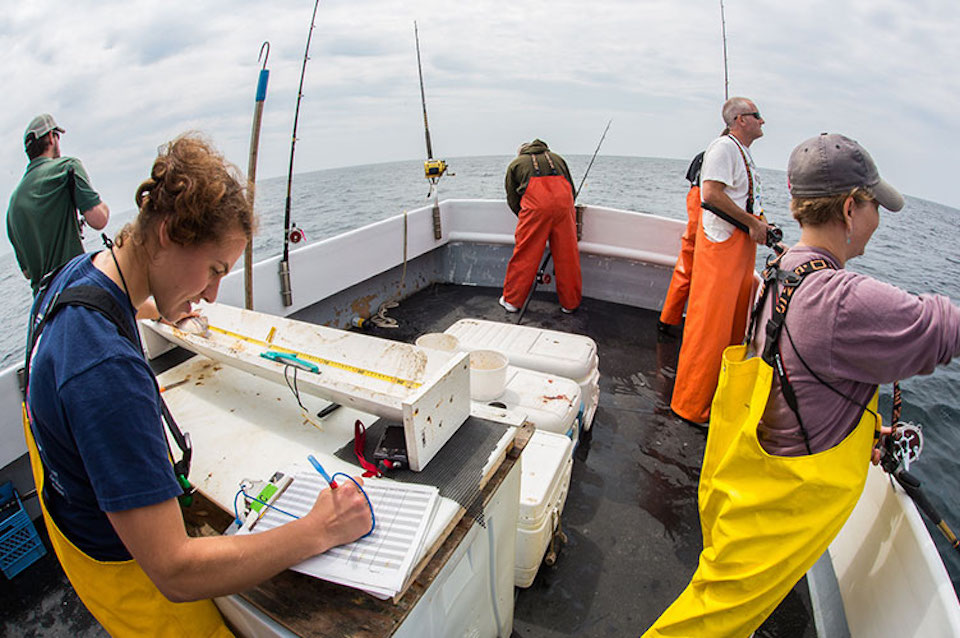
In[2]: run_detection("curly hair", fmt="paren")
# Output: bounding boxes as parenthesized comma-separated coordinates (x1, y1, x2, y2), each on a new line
(121, 134, 255, 247)
(790, 187, 874, 227)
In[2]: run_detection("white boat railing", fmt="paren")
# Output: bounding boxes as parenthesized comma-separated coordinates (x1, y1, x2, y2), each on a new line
(1, 199, 682, 476)
(216, 199, 683, 318)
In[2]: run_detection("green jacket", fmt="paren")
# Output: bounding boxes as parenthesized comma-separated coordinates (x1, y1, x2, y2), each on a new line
(6, 156, 101, 292)
(504, 139, 576, 214)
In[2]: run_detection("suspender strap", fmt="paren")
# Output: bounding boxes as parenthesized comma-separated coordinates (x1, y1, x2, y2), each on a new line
(753, 257, 836, 454)
(66, 167, 84, 239)
(25, 284, 194, 493)
(66, 167, 78, 212)
(541, 152, 558, 175)
(725, 134, 754, 214)
(529, 152, 559, 178)
(745, 254, 783, 345)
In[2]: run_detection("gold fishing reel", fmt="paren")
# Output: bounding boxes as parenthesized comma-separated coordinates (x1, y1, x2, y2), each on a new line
(423, 159, 448, 179)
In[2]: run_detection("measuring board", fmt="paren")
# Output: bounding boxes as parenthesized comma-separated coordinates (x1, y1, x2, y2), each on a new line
(239, 470, 440, 599)
(148, 302, 471, 471)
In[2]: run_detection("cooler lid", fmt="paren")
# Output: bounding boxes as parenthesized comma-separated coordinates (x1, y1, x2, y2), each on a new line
(519, 430, 573, 521)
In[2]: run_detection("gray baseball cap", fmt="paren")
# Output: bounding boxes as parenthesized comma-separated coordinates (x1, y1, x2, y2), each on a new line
(23, 114, 65, 148)
(787, 133, 903, 212)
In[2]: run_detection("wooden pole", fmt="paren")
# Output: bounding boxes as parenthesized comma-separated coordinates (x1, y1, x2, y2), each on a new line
(245, 42, 270, 310)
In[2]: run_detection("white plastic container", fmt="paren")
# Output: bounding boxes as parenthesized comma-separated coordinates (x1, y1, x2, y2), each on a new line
(444, 318, 600, 430)
(415, 332, 459, 352)
(515, 429, 574, 588)
(469, 349, 508, 401)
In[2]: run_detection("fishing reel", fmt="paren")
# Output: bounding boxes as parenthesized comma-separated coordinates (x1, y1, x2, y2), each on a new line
(766, 224, 784, 251)
(423, 159, 450, 179)
(879, 421, 924, 473)
(288, 223, 306, 244)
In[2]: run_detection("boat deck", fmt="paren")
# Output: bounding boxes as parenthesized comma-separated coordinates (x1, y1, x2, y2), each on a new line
(343, 283, 817, 637)
(2, 284, 816, 637)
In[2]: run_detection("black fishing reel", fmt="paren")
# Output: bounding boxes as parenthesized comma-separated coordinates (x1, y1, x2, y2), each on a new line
(766, 224, 783, 250)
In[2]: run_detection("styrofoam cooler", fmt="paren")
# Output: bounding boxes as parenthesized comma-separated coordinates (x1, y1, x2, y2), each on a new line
(444, 319, 600, 430)
(515, 429, 574, 588)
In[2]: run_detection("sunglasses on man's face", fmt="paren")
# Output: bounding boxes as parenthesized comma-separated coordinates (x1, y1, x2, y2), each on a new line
(740, 112, 762, 121)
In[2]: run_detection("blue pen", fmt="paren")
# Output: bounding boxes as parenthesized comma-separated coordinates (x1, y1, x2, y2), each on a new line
(307, 455, 338, 489)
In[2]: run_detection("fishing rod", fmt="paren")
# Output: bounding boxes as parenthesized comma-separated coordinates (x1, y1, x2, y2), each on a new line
(879, 382, 960, 553)
(701, 202, 784, 253)
(245, 41, 271, 310)
(280, 0, 321, 307)
(720, 0, 729, 100)
(574, 119, 611, 200)
(516, 121, 611, 325)
(414, 21, 449, 240)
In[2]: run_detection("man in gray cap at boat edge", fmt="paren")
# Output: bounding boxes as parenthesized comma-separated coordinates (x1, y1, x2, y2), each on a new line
(7, 113, 110, 293)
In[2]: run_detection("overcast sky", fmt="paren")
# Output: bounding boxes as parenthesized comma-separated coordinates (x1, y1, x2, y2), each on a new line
(2, 0, 958, 227)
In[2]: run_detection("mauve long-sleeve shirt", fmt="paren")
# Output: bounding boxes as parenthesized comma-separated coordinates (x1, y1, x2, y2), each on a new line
(750, 245, 960, 456)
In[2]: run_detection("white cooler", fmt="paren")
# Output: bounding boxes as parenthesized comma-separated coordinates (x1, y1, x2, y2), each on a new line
(494, 366, 582, 440)
(515, 429, 574, 588)
(444, 319, 600, 430)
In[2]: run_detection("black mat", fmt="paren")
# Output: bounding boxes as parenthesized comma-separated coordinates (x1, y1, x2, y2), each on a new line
(335, 415, 511, 526)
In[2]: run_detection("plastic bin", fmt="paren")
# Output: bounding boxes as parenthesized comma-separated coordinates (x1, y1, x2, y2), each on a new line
(0, 481, 46, 579)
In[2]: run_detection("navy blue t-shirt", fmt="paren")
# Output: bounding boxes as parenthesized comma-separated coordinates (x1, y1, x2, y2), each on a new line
(27, 254, 181, 561)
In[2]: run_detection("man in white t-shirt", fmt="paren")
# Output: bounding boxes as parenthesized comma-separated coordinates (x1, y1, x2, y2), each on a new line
(671, 97, 774, 425)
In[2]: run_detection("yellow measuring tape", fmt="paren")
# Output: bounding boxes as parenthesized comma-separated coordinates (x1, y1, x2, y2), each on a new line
(207, 324, 422, 389)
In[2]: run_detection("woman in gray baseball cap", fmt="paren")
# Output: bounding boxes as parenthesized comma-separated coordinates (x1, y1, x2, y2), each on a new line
(644, 134, 960, 637)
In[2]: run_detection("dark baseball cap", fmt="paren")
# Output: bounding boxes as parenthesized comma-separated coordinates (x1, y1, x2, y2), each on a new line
(24, 114, 65, 148)
(788, 133, 903, 212)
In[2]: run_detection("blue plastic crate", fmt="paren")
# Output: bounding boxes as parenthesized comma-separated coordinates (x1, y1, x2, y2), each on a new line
(0, 482, 46, 579)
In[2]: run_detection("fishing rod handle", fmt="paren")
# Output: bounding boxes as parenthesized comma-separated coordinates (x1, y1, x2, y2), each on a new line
(766, 225, 783, 247)
(895, 469, 943, 523)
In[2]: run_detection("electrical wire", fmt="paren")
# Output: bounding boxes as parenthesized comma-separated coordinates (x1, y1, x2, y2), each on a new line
(332, 472, 376, 538)
(234, 477, 376, 538)
(241, 488, 301, 521)
(283, 365, 307, 410)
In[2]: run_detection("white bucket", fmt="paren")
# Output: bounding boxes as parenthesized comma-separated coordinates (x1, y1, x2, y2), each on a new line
(415, 333, 460, 352)
(469, 349, 508, 401)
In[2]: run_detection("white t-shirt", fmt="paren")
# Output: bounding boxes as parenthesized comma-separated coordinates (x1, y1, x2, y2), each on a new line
(700, 135, 764, 242)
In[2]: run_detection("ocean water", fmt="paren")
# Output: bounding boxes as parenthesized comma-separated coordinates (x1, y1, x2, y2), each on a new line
(2, 154, 958, 593)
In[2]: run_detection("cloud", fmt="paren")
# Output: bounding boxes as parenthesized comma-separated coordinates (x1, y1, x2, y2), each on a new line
(0, 0, 957, 217)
